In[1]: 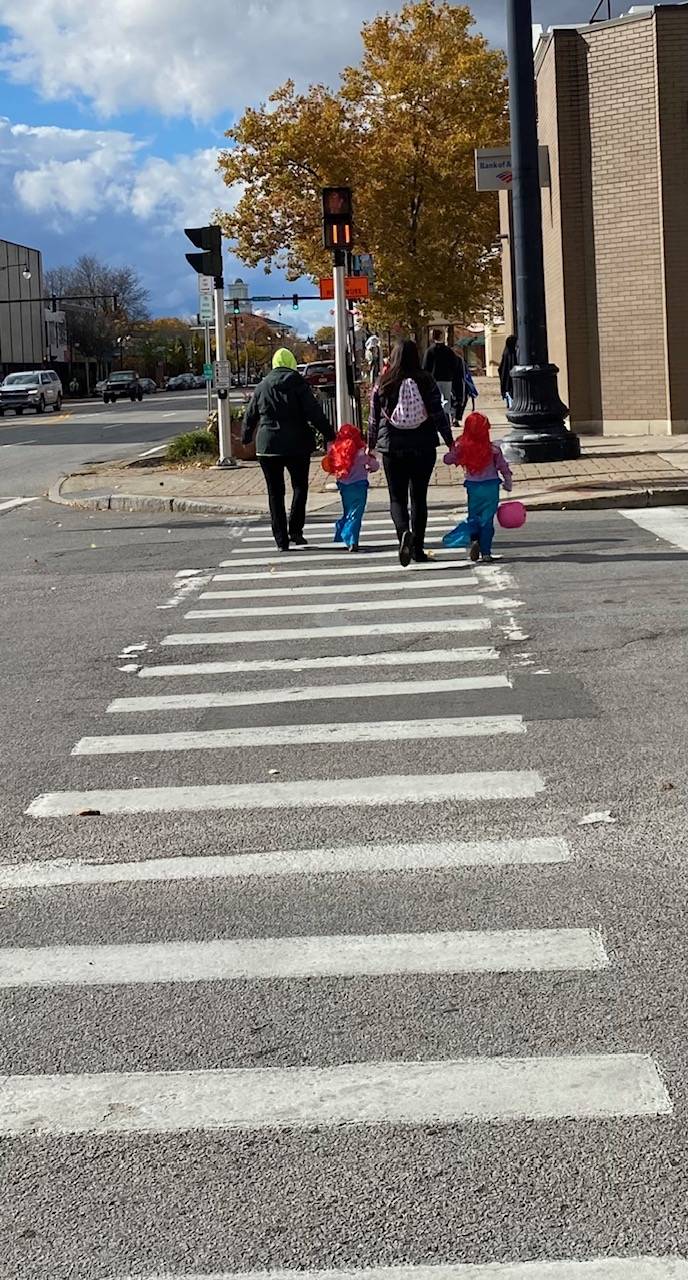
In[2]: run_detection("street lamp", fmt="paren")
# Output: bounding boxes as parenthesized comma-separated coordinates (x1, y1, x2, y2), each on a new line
(0, 263, 31, 280)
(501, 0, 580, 463)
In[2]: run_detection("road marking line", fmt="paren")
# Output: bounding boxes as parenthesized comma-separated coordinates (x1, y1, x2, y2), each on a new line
(137, 445, 168, 459)
(0, 929, 609, 988)
(26, 770, 544, 816)
(187, 595, 484, 620)
(0, 1053, 670, 1135)
(621, 507, 688, 553)
(0, 496, 39, 512)
(138, 647, 500, 678)
(0, 838, 572, 890)
(107, 675, 511, 713)
(219, 550, 467, 568)
(162, 619, 490, 646)
(244, 519, 450, 539)
(116, 1258, 688, 1279)
(201, 576, 480, 600)
(73, 715, 525, 756)
(213, 561, 471, 582)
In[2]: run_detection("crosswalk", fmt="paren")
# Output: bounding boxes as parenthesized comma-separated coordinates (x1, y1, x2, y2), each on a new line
(0, 495, 39, 514)
(7, 512, 679, 1271)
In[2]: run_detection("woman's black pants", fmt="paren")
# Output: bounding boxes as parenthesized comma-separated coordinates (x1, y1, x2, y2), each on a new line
(259, 454, 310, 549)
(382, 447, 436, 551)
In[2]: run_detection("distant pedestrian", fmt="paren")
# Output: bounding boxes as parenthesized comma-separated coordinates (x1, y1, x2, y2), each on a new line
(69, 378, 79, 396)
(452, 348, 469, 423)
(369, 339, 454, 566)
(322, 423, 379, 552)
(464, 365, 479, 413)
(242, 348, 334, 551)
(443, 411, 513, 563)
(499, 334, 518, 408)
(423, 328, 458, 419)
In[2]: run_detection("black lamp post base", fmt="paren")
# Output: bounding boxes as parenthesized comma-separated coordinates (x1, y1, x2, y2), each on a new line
(501, 363, 581, 463)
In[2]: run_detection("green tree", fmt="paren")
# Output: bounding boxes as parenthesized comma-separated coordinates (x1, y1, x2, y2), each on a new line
(314, 325, 335, 345)
(45, 255, 150, 367)
(217, 1, 507, 339)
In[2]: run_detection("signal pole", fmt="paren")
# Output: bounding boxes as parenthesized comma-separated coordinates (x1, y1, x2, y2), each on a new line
(184, 224, 234, 467)
(322, 187, 354, 429)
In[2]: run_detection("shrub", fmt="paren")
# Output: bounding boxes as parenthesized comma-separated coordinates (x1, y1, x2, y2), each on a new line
(166, 429, 217, 462)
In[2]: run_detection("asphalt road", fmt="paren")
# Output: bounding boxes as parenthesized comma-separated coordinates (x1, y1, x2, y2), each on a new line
(0, 387, 249, 500)
(1, 497, 688, 1279)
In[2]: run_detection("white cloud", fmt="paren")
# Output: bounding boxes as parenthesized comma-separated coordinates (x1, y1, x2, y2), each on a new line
(0, 118, 230, 227)
(0, 0, 378, 120)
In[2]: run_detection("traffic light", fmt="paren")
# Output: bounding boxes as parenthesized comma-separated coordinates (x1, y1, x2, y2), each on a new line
(184, 225, 222, 279)
(322, 186, 353, 251)
(233, 299, 241, 315)
(292, 294, 299, 310)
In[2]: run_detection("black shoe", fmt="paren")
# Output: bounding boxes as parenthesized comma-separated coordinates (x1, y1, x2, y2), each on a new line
(277, 544, 290, 552)
(348, 543, 359, 553)
(469, 539, 480, 563)
(290, 534, 308, 546)
(412, 551, 430, 563)
(399, 530, 414, 567)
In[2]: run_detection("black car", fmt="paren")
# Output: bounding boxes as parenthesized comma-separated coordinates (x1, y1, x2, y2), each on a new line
(103, 371, 143, 404)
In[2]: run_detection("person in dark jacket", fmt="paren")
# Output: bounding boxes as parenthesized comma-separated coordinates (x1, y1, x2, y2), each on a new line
(498, 334, 518, 407)
(242, 348, 334, 551)
(423, 328, 459, 417)
(369, 339, 454, 565)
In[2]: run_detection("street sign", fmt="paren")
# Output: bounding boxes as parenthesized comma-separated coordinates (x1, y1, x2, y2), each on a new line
(199, 275, 214, 295)
(199, 293, 214, 322)
(319, 276, 370, 301)
(214, 360, 231, 389)
(475, 146, 550, 192)
(203, 362, 213, 381)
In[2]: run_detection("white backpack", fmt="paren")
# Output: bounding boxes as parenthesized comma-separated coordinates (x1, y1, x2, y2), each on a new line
(388, 378, 428, 429)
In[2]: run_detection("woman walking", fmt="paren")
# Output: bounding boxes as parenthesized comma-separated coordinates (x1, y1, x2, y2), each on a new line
(368, 339, 454, 565)
(242, 348, 334, 551)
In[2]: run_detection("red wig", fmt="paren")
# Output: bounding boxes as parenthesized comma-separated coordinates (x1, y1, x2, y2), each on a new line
(457, 412, 493, 474)
(321, 423, 365, 479)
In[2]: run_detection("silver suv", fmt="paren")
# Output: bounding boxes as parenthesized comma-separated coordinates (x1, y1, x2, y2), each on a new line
(0, 369, 63, 415)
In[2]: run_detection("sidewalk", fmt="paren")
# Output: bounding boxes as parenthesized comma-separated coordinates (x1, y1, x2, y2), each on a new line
(51, 381, 688, 517)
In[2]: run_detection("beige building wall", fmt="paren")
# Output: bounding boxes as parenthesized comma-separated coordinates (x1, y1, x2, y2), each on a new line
(501, 8, 688, 436)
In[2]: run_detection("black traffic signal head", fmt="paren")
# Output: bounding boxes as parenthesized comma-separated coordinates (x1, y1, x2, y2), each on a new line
(322, 186, 353, 251)
(292, 294, 299, 310)
(184, 225, 222, 279)
(233, 299, 241, 315)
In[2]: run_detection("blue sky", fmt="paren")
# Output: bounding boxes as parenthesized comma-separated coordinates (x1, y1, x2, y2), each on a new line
(0, 0, 645, 334)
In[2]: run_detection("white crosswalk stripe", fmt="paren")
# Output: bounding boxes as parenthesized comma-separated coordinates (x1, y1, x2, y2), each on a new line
(16, 518, 673, 1271)
(0, 495, 39, 513)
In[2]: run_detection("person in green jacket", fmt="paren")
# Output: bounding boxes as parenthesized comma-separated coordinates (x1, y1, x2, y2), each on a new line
(242, 348, 335, 551)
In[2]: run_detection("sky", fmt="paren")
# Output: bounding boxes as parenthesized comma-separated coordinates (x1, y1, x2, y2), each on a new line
(0, 1, 658, 334)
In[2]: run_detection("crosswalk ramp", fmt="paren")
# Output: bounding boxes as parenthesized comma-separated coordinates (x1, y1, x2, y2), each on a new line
(6, 514, 678, 1273)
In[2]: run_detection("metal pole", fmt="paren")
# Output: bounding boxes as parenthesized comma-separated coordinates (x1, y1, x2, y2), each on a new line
(333, 250, 350, 429)
(502, 0, 580, 463)
(204, 321, 212, 414)
(233, 314, 241, 387)
(213, 276, 235, 467)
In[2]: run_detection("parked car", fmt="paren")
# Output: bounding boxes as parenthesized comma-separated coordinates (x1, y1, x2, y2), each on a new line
(192, 374, 207, 389)
(102, 371, 143, 404)
(0, 369, 63, 415)
(138, 378, 157, 394)
(165, 374, 196, 391)
(94, 379, 107, 396)
(301, 361, 336, 389)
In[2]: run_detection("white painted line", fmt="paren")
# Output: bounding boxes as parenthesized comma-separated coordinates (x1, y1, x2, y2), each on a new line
(0, 929, 609, 988)
(0, 838, 572, 890)
(73, 715, 525, 756)
(244, 519, 450, 539)
(26, 770, 545, 817)
(107, 675, 510, 713)
(162, 619, 491, 646)
(138, 647, 500, 678)
(621, 507, 688, 553)
(187, 595, 484, 621)
(0, 1053, 671, 1135)
(0, 496, 39, 513)
(220, 550, 407, 567)
(201, 575, 479, 601)
(137, 445, 168, 459)
(115, 1258, 688, 1280)
(213, 561, 469, 583)
(175, 569, 204, 578)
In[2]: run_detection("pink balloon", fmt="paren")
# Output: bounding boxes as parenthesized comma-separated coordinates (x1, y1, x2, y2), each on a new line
(497, 500, 527, 529)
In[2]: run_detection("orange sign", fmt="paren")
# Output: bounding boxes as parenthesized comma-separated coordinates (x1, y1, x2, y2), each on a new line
(319, 276, 370, 301)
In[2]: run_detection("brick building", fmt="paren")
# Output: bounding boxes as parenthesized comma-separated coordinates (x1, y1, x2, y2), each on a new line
(500, 4, 688, 436)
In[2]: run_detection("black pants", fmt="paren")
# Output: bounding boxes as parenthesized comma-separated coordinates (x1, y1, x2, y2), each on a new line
(259, 454, 310, 549)
(382, 448, 437, 552)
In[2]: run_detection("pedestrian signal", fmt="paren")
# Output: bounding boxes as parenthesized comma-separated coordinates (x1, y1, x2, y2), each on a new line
(322, 186, 353, 251)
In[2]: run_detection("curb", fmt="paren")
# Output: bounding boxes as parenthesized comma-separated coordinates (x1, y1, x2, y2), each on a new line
(48, 474, 688, 518)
